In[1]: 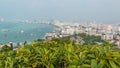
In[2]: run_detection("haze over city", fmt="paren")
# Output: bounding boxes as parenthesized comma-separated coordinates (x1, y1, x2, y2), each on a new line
(0, 0, 120, 23)
(0, 1, 120, 67)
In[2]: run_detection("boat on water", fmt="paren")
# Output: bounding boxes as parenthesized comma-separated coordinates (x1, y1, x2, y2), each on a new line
(1, 29, 9, 32)
(20, 30, 24, 33)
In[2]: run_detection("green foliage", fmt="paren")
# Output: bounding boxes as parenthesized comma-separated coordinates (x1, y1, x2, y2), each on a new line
(76, 33, 104, 44)
(0, 39, 120, 68)
(36, 39, 45, 42)
(55, 33, 104, 45)
(1, 45, 12, 52)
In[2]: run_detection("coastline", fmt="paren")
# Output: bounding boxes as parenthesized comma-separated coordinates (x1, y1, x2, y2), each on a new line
(0, 22, 55, 44)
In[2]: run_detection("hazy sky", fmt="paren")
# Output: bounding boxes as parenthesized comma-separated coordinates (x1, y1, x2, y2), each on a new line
(0, 0, 120, 23)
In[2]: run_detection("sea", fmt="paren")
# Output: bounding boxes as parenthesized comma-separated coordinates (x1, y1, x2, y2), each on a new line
(0, 22, 54, 44)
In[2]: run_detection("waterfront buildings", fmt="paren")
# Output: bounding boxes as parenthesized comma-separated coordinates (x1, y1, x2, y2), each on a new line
(45, 20, 120, 47)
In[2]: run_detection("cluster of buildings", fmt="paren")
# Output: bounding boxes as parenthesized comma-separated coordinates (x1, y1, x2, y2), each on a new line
(44, 20, 120, 47)
(0, 41, 29, 50)
(0, 20, 120, 49)
(0, 42, 14, 50)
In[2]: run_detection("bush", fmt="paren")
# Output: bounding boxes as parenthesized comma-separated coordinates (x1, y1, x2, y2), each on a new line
(0, 40, 120, 68)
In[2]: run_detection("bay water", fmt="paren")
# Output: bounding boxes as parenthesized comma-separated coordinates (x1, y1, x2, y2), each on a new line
(0, 22, 54, 44)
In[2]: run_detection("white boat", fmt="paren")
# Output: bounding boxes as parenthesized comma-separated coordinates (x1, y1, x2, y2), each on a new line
(1, 29, 9, 32)
(20, 30, 24, 33)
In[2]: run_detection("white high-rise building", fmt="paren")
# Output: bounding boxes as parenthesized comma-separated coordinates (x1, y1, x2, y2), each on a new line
(118, 26, 120, 31)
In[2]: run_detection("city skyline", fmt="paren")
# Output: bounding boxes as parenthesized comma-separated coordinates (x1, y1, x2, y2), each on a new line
(0, 0, 120, 23)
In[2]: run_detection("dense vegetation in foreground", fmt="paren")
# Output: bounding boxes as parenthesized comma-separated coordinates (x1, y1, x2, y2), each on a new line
(0, 39, 120, 68)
